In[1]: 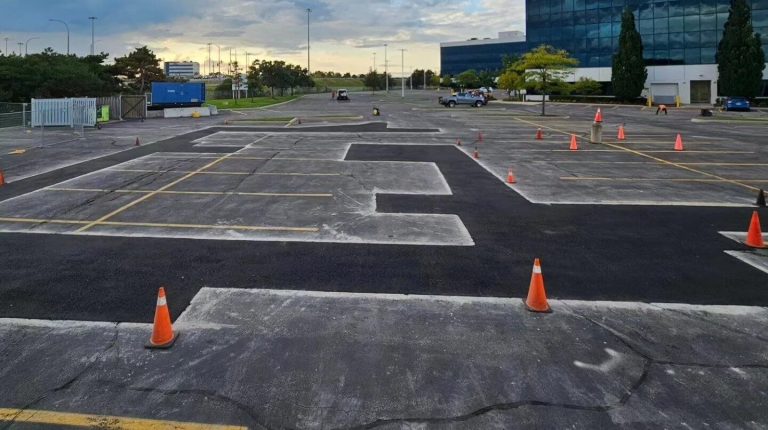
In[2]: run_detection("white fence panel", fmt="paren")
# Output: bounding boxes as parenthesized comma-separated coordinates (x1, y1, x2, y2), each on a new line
(31, 98, 97, 127)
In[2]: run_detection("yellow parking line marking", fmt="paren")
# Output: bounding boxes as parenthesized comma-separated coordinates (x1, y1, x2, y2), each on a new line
(679, 163, 768, 166)
(560, 177, 768, 183)
(8, 149, 26, 155)
(76, 151, 239, 232)
(511, 117, 761, 192)
(497, 149, 752, 154)
(0, 407, 246, 430)
(46, 187, 333, 198)
(0, 217, 319, 233)
(112, 169, 340, 176)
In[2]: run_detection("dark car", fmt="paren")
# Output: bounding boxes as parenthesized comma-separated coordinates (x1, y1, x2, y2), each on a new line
(724, 97, 750, 111)
(337, 89, 349, 101)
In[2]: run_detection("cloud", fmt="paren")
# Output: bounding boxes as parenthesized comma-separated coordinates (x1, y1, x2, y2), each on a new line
(5, 0, 526, 73)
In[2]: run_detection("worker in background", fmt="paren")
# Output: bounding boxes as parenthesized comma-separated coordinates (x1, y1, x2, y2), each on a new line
(656, 104, 668, 115)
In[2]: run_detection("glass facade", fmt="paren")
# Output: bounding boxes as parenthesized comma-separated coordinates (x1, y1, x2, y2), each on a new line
(441, 0, 768, 74)
(527, 0, 768, 67)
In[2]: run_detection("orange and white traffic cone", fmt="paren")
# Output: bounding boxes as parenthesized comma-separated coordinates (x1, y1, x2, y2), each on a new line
(0, 170, 5, 187)
(594, 108, 603, 123)
(745, 211, 767, 249)
(473, 148, 479, 159)
(507, 168, 517, 184)
(456, 138, 462, 146)
(617, 125, 626, 141)
(525, 258, 551, 313)
(146, 287, 178, 349)
(569, 135, 579, 151)
(535, 128, 543, 140)
(674, 133, 684, 151)
(135, 137, 141, 146)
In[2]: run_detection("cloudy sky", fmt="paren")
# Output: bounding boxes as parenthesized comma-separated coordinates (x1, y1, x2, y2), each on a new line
(1, 0, 525, 74)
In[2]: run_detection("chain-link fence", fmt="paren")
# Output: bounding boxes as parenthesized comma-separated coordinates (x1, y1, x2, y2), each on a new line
(0, 102, 30, 128)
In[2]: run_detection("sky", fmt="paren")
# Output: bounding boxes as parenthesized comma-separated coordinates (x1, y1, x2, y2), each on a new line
(1, 0, 526, 75)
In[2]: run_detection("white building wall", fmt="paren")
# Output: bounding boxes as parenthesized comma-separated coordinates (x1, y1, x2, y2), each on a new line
(569, 64, 768, 104)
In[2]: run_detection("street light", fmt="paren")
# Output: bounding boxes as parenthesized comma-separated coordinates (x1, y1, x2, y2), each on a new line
(207, 42, 212, 76)
(25, 37, 39, 56)
(4, 38, 9, 56)
(306, 8, 311, 75)
(88, 16, 97, 55)
(400, 49, 406, 98)
(48, 19, 70, 55)
(384, 43, 388, 93)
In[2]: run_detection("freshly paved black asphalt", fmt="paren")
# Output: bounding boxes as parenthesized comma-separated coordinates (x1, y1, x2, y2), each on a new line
(0, 125, 765, 322)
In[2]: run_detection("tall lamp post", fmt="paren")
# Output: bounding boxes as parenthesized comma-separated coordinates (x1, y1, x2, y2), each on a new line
(207, 42, 212, 76)
(88, 16, 97, 55)
(4, 38, 9, 56)
(306, 8, 311, 75)
(400, 49, 406, 98)
(384, 43, 388, 93)
(48, 19, 70, 55)
(25, 37, 39, 56)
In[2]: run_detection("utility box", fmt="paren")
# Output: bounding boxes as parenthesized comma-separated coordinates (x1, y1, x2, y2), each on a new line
(150, 82, 206, 109)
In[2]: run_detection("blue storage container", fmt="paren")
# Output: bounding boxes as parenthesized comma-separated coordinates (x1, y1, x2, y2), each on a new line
(150, 82, 206, 108)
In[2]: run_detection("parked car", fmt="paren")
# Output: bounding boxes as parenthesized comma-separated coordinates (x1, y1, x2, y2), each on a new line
(724, 96, 750, 111)
(440, 92, 486, 108)
(337, 89, 350, 101)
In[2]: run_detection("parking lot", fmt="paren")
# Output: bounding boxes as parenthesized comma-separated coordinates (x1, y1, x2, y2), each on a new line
(1, 91, 767, 429)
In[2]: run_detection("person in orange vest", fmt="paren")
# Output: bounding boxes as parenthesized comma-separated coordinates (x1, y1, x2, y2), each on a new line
(656, 104, 668, 115)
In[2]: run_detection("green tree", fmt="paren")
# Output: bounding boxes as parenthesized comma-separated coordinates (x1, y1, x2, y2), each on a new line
(430, 74, 441, 87)
(457, 69, 480, 88)
(515, 44, 578, 115)
(440, 75, 453, 88)
(571, 77, 603, 95)
(477, 70, 497, 88)
(497, 69, 522, 94)
(612, 8, 647, 101)
(112, 46, 165, 94)
(717, 0, 766, 97)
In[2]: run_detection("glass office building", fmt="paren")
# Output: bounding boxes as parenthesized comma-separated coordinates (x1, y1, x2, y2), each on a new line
(440, 0, 768, 103)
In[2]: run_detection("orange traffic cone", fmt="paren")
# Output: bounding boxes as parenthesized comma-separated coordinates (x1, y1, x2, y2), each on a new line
(569, 135, 579, 151)
(745, 211, 767, 248)
(674, 134, 684, 151)
(617, 125, 626, 141)
(507, 168, 517, 184)
(146, 287, 178, 349)
(535, 128, 543, 140)
(456, 138, 462, 146)
(594, 108, 603, 123)
(473, 148, 479, 159)
(135, 137, 141, 146)
(525, 258, 551, 313)
(0, 170, 5, 187)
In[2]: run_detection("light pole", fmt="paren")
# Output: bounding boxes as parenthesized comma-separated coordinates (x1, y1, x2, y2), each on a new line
(17, 42, 23, 56)
(88, 16, 97, 55)
(400, 49, 406, 98)
(4, 38, 9, 56)
(306, 8, 311, 75)
(372, 52, 376, 72)
(48, 19, 70, 55)
(384, 43, 388, 93)
(25, 37, 39, 56)
(207, 42, 212, 76)
(217, 45, 221, 75)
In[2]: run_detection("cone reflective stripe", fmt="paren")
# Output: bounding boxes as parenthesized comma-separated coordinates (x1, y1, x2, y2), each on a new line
(674, 134, 684, 151)
(146, 287, 178, 349)
(745, 211, 767, 249)
(507, 168, 517, 184)
(535, 128, 543, 140)
(569, 135, 579, 151)
(617, 125, 626, 140)
(525, 258, 551, 313)
(594, 108, 603, 123)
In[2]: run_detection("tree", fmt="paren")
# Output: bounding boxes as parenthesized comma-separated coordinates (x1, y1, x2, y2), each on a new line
(478, 70, 497, 88)
(410, 69, 437, 89)
(717, 0, 766, 97)
(112, 46, 164, 94)
(440, 75, 453, 88)
(612, 8, 647, 101)
(515, 45, 578, 115)
(497, 69, 523, 96)
(457, 69, 480, 88)
(571, 77, 603, 95)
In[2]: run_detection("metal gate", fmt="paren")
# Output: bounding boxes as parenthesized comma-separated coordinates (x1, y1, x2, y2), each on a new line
(31, 98, 97, 127)
(120, 95, 147, 120)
